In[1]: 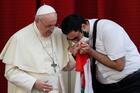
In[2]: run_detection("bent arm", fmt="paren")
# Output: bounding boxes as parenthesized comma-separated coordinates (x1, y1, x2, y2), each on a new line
(89, 49, 125, 71)
(80, 42, 125, 71)
(88, 21, 126, 71)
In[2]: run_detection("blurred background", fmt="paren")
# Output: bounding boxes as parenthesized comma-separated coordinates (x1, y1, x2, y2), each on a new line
(0, 0, 140, 93)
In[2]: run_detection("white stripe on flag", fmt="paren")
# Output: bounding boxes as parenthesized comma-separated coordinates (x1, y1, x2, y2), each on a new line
(74, 72, 81, 93)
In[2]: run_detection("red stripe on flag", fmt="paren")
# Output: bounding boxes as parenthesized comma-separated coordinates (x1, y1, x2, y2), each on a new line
(75, 52, 89, 72)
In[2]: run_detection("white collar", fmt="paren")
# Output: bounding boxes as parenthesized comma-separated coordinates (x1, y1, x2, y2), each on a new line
(33, 21, 42, 37)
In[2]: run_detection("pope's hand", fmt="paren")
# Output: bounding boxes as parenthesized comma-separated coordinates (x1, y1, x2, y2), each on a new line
(34, 80, 53, 93)
(69, 42, 81, 56)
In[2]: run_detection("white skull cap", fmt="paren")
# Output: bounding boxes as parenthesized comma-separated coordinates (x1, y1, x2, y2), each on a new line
(36, 4, 56, 16)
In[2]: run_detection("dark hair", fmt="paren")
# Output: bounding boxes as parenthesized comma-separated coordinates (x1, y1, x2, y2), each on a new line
(61, 14, 87, 35)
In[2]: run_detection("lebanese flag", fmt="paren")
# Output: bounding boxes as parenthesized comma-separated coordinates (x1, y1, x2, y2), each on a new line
(74, 52, 94, 93)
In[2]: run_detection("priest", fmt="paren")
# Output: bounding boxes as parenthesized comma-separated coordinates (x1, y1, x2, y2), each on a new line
(0, 4, 75, 93)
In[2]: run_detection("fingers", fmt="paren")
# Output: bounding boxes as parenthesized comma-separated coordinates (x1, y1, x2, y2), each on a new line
(69, 41, 90, 55)
(80, 42, 89, 47)
(79, 48, 87, 54)
(34, 80, 53, 92)
(42, 82, 53, 92)
(69, 43, 81, 55)
(79, 43, 91, 54)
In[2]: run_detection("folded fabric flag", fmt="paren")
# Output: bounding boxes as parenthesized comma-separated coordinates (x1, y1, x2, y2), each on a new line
(74, 52, 94, 93)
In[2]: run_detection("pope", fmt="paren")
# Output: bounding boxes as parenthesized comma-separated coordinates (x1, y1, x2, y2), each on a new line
(0, 4, 75, 93)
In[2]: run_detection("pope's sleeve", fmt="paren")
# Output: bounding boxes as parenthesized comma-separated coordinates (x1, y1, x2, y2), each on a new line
(0, 35, 17, 64)
(61, 34, 76, 71)
(5, 64, 37, 92)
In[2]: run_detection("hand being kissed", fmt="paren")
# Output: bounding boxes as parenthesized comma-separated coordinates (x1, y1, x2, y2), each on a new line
(79, 42, 91, 55)
(69, 41, 92, 56)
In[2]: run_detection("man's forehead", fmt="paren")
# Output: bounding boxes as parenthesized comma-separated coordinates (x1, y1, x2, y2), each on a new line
(68, 31, 78, 38)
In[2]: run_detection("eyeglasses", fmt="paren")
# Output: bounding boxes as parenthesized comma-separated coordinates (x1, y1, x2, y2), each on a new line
(67, 36, 80, 41)
(67, 35, 83, 42)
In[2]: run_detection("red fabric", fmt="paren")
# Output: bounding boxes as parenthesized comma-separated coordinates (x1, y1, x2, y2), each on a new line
(0, 0, 140, 93)
(75, 52, 88, 89)
(75, 52, 89, 72)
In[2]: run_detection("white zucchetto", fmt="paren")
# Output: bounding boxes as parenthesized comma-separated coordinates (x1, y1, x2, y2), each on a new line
(36, 4, 56, 16)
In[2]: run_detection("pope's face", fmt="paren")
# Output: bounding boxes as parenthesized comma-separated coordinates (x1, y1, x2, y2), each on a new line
(39, 13, 57, 37)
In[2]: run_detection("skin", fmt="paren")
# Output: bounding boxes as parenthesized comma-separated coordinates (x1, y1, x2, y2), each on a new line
(67, 31, 83, 43)
(36, 12, 57, 37)
(34, 80, 52, 93)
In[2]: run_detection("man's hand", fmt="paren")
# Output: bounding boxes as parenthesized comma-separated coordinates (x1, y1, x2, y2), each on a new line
(33, 80, 53, 93)
(79, 42, 93, 55)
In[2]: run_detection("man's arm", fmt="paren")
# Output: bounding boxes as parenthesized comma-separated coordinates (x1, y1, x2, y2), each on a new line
(80, 44, 125, 71)
(89, 48, 125, 71)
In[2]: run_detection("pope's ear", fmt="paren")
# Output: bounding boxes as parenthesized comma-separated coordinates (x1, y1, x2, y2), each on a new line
(35, 16, 40, 23)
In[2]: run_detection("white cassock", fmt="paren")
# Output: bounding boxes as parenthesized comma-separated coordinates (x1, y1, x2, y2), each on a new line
(0, 22, 75, 93)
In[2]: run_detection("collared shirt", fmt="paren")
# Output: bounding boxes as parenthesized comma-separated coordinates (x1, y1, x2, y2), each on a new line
(88, 19, 140, 84)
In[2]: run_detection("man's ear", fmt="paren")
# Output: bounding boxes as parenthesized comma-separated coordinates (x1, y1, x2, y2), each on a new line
(81, 24, 87, 31)
(81, 24, 86, 31)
